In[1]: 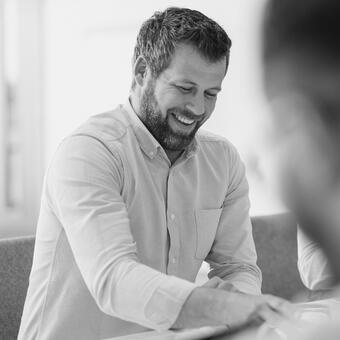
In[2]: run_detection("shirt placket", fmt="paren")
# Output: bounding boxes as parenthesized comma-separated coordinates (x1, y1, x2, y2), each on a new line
(166, 166, 181, 275)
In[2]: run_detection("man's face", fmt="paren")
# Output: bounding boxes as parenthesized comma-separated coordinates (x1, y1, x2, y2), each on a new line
(139, 44, 226, 151)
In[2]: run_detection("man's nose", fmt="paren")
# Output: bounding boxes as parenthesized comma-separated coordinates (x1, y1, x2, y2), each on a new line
(186, 95, 205, 116)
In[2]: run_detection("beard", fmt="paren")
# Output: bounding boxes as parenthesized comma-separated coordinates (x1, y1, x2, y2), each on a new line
(139, 82, 201, 151)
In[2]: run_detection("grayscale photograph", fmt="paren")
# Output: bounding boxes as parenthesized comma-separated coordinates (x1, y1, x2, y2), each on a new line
(1, 1, 340, 339)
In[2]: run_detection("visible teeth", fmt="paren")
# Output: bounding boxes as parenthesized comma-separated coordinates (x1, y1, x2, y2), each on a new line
(174, 113, 195, 125)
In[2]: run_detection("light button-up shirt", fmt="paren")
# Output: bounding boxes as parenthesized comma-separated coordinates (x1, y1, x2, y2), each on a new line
(19, 100, 261, 340)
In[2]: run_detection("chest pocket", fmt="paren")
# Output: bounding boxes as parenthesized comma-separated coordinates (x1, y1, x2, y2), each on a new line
(195, 208, 222, 260)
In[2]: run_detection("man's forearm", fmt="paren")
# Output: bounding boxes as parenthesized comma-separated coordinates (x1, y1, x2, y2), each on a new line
(172, 286, 293, 330)
(172, 287, 227, 329)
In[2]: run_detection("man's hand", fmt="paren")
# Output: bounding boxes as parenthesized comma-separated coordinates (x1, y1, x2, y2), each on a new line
(172, 285, 294, 330)
(202, 277, 242, 293)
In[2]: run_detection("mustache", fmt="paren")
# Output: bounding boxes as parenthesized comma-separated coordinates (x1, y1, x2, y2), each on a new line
(168, 108, 205, 122)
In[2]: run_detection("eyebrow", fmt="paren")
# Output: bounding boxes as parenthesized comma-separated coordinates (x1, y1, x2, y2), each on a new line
(174, 79, 222, 91)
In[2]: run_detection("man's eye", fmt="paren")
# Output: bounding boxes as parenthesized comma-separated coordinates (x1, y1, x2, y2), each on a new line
(177, 86, 192, 93)
(205, 92, 217, 98)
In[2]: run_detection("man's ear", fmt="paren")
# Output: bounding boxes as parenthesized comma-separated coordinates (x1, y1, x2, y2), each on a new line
(133, 56, 149, 87)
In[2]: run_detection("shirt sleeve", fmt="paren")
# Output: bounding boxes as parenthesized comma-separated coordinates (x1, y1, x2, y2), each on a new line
(297, 227, 334, 290)
(46, 135, 195, 330)
(206, 143, 262, 295)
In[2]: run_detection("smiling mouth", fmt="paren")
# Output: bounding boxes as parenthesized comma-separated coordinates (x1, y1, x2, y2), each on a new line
(172, 112, 200, 126)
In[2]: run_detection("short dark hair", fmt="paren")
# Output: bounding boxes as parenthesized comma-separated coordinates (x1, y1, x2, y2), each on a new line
(263, 0, 340, 131)
(263, 0, 340, 64)
(132, 7, 231, 82)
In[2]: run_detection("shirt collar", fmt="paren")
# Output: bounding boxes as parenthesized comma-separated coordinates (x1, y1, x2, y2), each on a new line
(123, 99, 199, 161)
(185, 138, 199, 159)
(123, 99, 159, 159)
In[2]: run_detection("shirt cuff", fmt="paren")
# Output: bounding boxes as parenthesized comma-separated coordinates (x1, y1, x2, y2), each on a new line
(228, 272, 261, 295)
(102, 261, 196, 331)
(145, 275, 196, 330)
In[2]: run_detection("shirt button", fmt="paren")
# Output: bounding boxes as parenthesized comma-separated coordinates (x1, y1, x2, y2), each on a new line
(170, 213, 175, 220)
(172, 257, 177, 264)
(149, 151, 154, 157)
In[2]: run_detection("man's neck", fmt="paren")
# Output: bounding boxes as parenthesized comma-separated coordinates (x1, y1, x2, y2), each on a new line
(129, 94, 141, 119)
(165, 149, 183, 165)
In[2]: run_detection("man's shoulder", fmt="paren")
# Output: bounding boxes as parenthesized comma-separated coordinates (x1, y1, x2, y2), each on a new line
(71, 105, 130, 144)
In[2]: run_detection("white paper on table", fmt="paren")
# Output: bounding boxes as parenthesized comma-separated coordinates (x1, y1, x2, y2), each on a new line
(102, 325, 227, 340)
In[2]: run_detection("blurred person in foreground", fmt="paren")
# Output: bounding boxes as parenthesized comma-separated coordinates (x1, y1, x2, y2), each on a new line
(18, 7, 290, 340)
(261, 0, 340, 338)
(263, 0, 340, 293)
(297, 227, 334, 295)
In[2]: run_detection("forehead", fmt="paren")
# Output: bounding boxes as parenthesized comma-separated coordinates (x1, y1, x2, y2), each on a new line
(160, 43, 226, 86)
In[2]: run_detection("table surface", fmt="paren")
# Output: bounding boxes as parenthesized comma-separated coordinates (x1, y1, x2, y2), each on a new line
(103, 299, 340, 340)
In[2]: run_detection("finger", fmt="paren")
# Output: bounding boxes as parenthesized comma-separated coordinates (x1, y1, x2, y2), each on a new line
(250, 304, 283, 328)
(202, 276, 223, 288)
(217, 281, 241, 292)
(263, 295, 296, 320)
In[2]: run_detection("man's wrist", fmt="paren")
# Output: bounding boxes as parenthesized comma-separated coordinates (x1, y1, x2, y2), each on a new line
(172, 286, 231, 329)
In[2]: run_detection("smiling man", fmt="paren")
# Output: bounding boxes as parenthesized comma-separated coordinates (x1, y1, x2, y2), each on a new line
(18, 7, 290, 340)
(132, 42, 224, 164)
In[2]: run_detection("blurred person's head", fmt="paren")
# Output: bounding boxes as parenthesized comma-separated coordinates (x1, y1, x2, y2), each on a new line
(129, 7, 231, 158)
(262, 0, 340, 280)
